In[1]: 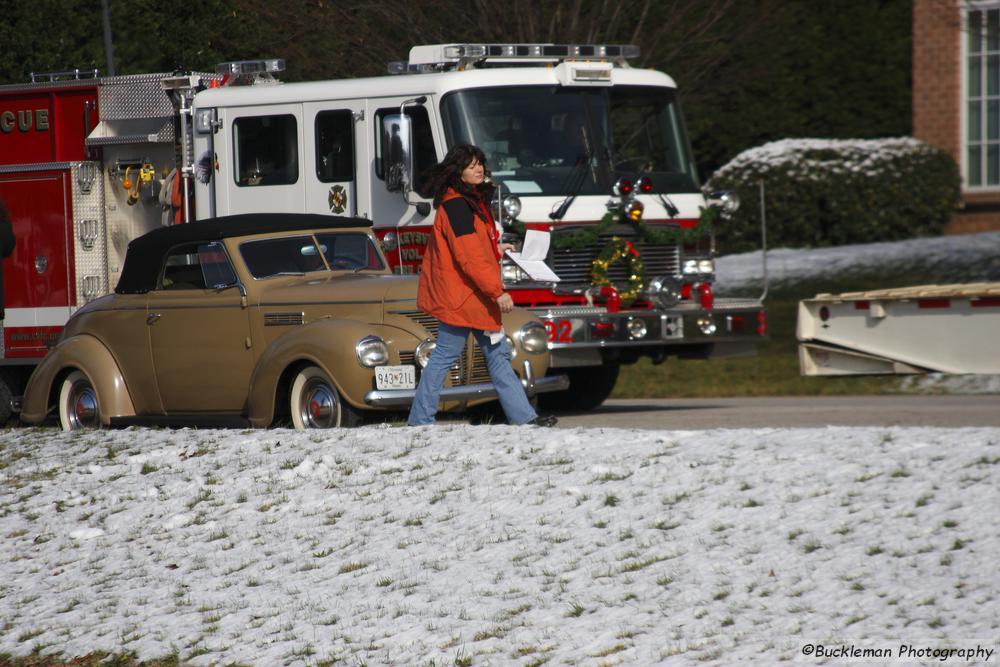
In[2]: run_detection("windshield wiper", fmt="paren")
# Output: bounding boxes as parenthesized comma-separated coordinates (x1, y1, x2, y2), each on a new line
(548, 152, 591, 221)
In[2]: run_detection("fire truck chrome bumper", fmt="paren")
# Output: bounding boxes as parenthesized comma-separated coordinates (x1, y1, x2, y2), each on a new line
(363, 373, 570, 407)
(535, 298, 766, 350)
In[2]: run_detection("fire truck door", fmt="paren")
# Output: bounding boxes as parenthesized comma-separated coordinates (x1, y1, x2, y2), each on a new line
(304, 102, 368, 219)
(214, 106, 306, 217)
(0, 171, 74, 356)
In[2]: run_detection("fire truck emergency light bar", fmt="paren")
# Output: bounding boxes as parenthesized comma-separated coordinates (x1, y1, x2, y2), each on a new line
(215, 59, 286, 77)
(391, 43, 640, 74)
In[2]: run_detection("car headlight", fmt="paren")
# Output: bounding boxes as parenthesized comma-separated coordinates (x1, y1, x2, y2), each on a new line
(356, 335, 389, 367)
(504, 335, 517, 359)
(415, 338, 436, 368)
(518, 321, 548, 354)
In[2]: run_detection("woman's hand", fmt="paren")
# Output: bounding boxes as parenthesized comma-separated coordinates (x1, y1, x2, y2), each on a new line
(496, 292, 514, 313)
(498, 243, 516, 255)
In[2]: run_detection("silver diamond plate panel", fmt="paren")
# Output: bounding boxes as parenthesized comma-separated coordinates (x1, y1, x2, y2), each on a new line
(71, 162, 109, 308)
(97, 73, 176, 120)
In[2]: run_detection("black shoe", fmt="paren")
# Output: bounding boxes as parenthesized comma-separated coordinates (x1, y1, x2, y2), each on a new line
(528, 413, 558, 427)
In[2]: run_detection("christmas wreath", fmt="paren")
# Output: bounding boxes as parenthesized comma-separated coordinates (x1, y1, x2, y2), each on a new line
(590, 236, 645, 305)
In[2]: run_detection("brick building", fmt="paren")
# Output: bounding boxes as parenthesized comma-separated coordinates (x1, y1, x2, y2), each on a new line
(915, 0, 1000, 232)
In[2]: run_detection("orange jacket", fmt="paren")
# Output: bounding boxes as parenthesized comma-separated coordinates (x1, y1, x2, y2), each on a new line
(417, 188, 504, 331)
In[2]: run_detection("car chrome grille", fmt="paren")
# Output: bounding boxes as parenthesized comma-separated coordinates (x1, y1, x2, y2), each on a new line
(549, 225, 681, 286)
(392, 310, 488, 386)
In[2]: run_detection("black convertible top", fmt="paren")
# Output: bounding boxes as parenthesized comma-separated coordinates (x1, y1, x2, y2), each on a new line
(115, 213, 372, 294)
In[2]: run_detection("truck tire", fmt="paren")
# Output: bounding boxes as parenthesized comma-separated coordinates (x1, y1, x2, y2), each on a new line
(540, 364, 620, 413)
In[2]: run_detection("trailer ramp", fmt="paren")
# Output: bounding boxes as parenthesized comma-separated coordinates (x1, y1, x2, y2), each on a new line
(797, 283, 1000, 376)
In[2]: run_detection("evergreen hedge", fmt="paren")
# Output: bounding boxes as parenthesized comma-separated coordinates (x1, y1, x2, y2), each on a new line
(705, 138, 961, 253)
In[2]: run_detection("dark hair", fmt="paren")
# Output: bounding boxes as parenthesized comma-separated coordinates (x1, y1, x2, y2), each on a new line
(422, 144, 494, 207)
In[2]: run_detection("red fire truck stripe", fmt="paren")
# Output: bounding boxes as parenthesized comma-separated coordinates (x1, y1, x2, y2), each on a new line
(971, 297, 1000, 308)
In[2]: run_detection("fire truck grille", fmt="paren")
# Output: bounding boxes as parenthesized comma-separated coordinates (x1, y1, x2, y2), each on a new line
(549, 227, 682, 286)
(394, 311, 488, 386)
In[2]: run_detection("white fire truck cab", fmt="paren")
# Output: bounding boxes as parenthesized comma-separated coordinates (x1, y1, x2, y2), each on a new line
(0, 44, 766, 421)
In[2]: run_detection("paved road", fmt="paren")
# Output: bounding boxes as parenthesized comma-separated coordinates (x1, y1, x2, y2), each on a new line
(549, 395, 1000, 430)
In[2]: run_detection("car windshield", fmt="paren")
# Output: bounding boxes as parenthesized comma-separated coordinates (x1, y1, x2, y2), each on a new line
(440, 85, 700, 197)
(239, 233, 385, 279)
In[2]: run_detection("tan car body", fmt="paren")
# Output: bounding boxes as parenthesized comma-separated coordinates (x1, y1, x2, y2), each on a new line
(20, 214, 563, 429)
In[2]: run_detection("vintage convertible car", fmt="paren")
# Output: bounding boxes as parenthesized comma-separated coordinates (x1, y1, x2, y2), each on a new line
(19, 214, 566, 430)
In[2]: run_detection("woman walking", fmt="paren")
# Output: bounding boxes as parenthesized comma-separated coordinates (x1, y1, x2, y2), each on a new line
(407, 144, 555, 427)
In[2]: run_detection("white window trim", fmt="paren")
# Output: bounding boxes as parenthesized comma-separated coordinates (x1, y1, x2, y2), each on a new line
(963, 1, 1000, 192)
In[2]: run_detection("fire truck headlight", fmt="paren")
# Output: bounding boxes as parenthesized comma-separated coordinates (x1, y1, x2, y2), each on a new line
(415, 338, 436, 368)
(626, 317, 647, 339)
(502, 195, 522, 220)
(683, 259, 698, 275)
(356, 335, 389, 367)
(518, 321, 549, 354)
(647, 275, 681, 308)
(501, 261, 528, 284)
(698, 259, 715, 274)
(697, 317, 718, 336)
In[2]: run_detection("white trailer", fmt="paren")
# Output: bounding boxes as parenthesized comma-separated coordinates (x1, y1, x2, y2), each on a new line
(797, 282, 1000, 375)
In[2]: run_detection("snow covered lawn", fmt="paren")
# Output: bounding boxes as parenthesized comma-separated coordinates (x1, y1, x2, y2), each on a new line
(1, 424, 998, 665)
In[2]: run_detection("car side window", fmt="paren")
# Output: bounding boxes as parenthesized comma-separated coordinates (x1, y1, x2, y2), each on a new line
(159, 242, 237, 290)
(199, 243, 238, 288)
(160, 244, 207, 290)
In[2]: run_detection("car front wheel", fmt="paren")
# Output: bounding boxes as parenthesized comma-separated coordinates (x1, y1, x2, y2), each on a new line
(289, 366, 362, 429)
(59, 370, 102, 431)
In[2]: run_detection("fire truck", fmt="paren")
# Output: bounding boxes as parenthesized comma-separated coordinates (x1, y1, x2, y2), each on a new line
(0, 43, 766, 423)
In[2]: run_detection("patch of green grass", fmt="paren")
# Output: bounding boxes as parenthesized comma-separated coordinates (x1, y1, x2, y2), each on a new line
(338, 560, 369, 574)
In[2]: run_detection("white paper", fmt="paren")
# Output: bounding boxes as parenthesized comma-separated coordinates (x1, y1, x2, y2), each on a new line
(505, 230, 561, 282)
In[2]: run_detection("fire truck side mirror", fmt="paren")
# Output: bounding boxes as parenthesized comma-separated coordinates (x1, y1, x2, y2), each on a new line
(382, 114, 413, 193)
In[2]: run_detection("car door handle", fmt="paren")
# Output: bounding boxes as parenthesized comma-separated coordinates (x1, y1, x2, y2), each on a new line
(146, 313, 161, 325)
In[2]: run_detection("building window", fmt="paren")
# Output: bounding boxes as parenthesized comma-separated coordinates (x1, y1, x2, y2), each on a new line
(967, 5, 1000, 187)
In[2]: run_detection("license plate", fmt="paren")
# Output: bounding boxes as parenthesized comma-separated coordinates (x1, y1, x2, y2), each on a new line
(375, 365, 416, 390)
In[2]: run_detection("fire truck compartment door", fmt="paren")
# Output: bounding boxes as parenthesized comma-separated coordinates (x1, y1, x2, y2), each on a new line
(0, 170, 74, 357)
(214, 106, 306, 216)
(303, 101, 368, 219)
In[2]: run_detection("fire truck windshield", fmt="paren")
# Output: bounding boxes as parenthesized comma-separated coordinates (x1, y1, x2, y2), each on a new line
(440, 85, 700, 198)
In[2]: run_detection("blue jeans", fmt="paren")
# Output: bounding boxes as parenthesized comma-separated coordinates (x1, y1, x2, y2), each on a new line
(408, 322, 537, 426)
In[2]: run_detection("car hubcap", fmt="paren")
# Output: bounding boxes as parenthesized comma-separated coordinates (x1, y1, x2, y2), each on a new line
(300, 378, 339, 428)
(70, 383, 99, 429)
